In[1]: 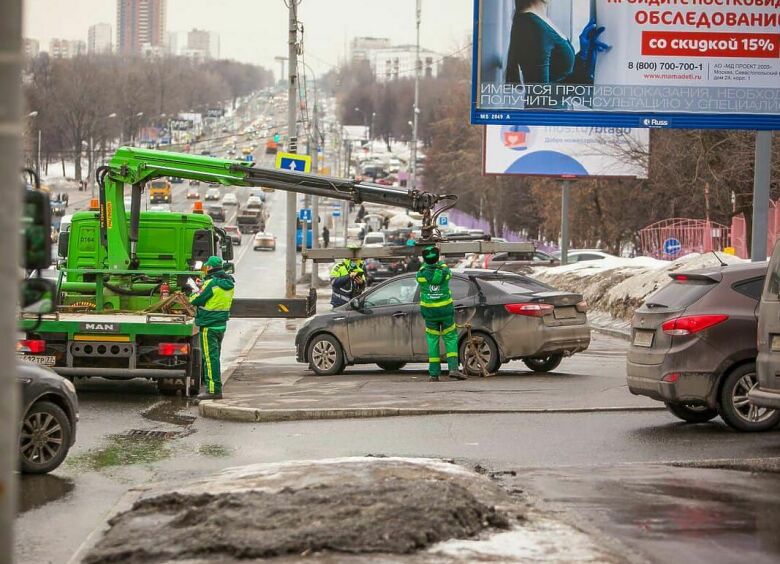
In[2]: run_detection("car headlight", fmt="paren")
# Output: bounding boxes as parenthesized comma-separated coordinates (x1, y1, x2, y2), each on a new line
(62, 377, 76, 394)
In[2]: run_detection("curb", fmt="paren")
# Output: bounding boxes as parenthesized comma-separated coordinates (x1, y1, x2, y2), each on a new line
(198, 403, 665, 423)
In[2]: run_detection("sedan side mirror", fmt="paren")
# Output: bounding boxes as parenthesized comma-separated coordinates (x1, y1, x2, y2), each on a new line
(349, 298, 361, 310)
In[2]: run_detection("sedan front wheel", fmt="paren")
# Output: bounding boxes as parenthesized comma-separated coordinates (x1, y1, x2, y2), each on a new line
(307, 334, 345, 376)
(20, 401, 72, 474)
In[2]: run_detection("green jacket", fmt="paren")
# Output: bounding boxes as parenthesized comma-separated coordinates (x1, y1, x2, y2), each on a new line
(416, 261, 454, 320)
(190, 269, 235, 329)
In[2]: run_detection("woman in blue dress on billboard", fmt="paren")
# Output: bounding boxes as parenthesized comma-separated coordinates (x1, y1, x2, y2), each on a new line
(505, 0, 609, 85)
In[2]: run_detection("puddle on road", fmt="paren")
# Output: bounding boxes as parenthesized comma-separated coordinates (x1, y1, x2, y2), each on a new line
(198, 444, 233, 458)
(67, 434, 174, 471)
(17, 474, 74, 514)
(141, 399, 197, 427)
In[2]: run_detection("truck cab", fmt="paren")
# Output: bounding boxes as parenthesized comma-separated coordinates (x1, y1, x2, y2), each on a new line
(148, 179, 172, 204)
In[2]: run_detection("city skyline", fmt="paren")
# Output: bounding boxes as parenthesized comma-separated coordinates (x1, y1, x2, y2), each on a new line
(23, 0, 472, 73)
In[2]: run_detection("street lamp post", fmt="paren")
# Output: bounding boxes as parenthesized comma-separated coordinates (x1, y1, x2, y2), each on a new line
(27, 111, 40, 176)
(91, 112, 116, 197)
(410, 0, 422, 190)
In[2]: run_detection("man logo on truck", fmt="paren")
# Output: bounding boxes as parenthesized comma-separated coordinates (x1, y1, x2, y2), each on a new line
(80, 322, 119, 332)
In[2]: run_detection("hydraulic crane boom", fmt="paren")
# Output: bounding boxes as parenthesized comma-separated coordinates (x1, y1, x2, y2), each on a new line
(100, 147, 457, 270)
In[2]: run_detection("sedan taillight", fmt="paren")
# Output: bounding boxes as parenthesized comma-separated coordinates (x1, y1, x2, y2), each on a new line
(505, 303, 554, 317)
(661, 314, 728, 336)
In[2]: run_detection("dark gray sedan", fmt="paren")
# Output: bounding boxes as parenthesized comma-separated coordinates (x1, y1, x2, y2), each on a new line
(295, 270, 590, 376)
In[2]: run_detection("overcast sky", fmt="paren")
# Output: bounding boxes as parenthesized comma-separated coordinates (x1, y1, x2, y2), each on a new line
(24, 0, 474, 76)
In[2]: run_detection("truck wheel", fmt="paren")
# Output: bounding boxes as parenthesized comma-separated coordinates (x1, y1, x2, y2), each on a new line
(665, 402, 718, 423)
(718, 363, 780, 432)
(20, 401, 72, 474)
(307, 334, 345, 376)
(187, 342, 202, 396)
(157, 379, 180, 396)
(522, 354, 563, 373)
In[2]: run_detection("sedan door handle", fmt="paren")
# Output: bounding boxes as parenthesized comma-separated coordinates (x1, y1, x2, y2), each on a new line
(392, 312, 408, 318)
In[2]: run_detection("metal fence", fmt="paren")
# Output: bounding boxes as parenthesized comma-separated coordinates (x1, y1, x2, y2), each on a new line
(639, 218, 731, 260)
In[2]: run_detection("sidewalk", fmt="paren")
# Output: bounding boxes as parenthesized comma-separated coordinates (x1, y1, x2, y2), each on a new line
(199, 301, 660, 423)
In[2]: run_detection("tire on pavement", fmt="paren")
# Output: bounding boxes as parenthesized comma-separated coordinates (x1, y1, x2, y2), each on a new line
(665, 402, 718, 423)
(459, 333, 500, 376)
(20, 401, 72, 474)
(522, 353, 564, 373)
(307, 333, 346, 376)
(718, 363, 780, 432)
(376, 361, 407, 372)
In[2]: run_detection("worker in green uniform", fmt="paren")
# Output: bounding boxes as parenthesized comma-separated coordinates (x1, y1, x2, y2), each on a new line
(416, 246, 467, 382)
(190, 256, 235, 401)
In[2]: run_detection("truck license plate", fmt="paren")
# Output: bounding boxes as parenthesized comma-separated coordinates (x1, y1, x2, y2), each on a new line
(17, 354, 56, 367)
(633, 330, 654, 348)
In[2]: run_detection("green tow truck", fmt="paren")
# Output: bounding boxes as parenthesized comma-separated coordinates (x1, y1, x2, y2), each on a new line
(17, 147, 464, 395)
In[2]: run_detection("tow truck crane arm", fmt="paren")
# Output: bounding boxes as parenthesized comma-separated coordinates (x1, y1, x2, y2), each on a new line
(100, 147, 456, 270)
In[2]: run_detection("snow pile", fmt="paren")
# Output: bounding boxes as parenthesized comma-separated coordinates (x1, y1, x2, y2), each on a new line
(535, 253, 747, 321)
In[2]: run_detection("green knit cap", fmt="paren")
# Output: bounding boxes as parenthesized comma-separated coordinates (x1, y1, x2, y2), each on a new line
(422, 245, 439, 264)
(204, 256, 223, 269)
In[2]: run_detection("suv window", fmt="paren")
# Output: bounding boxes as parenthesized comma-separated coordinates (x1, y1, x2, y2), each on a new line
(363, 277, 418, 308)
(733, 277, 765, 301)
(644, 279, 716, 309)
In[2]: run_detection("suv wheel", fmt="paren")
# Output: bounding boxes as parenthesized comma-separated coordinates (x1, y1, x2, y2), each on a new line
(459, 333, 500, 376)
(20, 401, 72, 474)
(308, 334, 345, 376)
(665, 402, 718, 423)
(719, 363, 780, 432)
(523, 354, 564, 373)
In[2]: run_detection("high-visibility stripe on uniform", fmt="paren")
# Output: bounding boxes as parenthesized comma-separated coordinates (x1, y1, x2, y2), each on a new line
(202, 328, 214, 393)
(429, 357, 441, 363)
(420, 298, 453, 308)
(416, 277, 427, 283)
(425, 326, 442, 335)
(442, 323, 457, 334)
(446, 351, 458, 358)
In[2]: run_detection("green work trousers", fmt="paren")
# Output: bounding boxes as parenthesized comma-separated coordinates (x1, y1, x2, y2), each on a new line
(200, 327, 225, 394)
(425, 319, 459, 376)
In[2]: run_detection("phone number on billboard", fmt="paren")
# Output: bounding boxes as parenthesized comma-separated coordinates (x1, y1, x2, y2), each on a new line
(628, 61, 705, 71)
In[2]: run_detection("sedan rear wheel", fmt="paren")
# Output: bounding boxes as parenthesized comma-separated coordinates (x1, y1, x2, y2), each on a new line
(719, 364, 780, 432)
(665, 402, 718, 423)
(522, 354, 563, 373)
(20, 401, 72, 474)
(308, 334, 345, 376)
(459, 334, 500, 376)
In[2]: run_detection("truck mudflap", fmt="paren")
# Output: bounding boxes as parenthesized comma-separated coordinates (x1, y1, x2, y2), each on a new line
(230, 288, 316, 319)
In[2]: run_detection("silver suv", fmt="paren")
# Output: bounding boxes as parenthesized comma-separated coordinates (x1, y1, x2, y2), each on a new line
(751, 242, 780, 412)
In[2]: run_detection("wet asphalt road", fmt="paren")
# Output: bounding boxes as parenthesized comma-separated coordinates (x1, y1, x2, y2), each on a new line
(16, 109, 780, 563)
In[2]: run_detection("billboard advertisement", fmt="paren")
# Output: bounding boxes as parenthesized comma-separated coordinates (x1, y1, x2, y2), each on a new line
(472, 0, 780, 129)
(483, 125, 649, 178)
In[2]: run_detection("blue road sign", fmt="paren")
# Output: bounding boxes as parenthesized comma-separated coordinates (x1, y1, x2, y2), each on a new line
(438, 215, 449, 227)
(663, 238, 682, 256)
(332, 210, 342, 217)
(299, 208, 312, 221)
(245, 154, 254, 162)
(276, 151, 311, 173)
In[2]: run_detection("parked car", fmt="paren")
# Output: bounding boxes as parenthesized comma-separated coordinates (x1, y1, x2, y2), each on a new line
(16, 361, 78, 473)
(296, 270, 590, 376)
(223, 225, 242, 245)
(751, 243, 780, 413)
(50, 199, 67, 217)
(186, 187, 200, 199)
(169, 177, 184, 184)
(205, 187, 221, 201)
(627, 262, 780, 432)
(205, 204, 226, 222)
(222, 192, 239, 206)
(552, 249, 617, 263)
(189, 179, 201, 186)
(482, 250, 559, 273)
(253, 231, 277, 251)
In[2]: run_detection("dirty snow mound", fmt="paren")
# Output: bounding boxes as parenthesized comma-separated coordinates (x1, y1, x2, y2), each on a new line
(535, 253, 747, 321)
